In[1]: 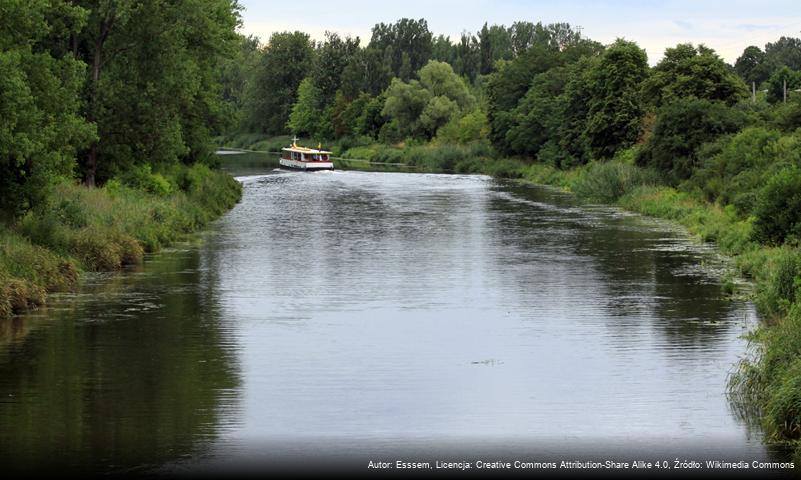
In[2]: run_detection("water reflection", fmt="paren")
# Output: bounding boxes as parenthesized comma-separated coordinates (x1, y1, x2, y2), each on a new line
(0, 250, 240, 473)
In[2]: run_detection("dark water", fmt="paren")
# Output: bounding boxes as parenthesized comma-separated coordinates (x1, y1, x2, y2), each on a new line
(0, 153, 784, 474)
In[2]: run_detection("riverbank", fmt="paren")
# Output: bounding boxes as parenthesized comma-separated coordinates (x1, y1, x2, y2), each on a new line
(220, 133, 801, 459)
(0, 163, 242, 319)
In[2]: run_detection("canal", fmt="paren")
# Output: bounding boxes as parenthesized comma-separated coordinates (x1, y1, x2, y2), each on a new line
(0, 153, 775, 473)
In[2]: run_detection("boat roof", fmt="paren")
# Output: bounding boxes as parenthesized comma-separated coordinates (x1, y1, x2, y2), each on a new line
(282, 144, 333, 154)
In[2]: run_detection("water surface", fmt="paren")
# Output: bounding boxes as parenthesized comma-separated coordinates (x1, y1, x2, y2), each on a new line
(0, 154, 775, 473)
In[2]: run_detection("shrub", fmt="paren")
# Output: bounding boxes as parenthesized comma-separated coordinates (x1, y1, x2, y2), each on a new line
(752, 248, 801, 319)
(637, 98, 748, 181)
(753, 167, 801, 245)
(117, 164, 174, 196)
(572, 161, 662, 203)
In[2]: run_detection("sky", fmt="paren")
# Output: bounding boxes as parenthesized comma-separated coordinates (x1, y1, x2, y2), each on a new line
(237, 0, 801, 64)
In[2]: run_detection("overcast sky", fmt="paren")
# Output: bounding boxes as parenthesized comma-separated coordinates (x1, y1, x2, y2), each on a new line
(237, 0, 801, 64)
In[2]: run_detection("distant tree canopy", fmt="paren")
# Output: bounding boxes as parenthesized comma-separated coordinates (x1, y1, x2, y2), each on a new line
(734, 36, 801, 89)
(643, 43, 748, 107)
(243, 31, 314, 136)
(217, 18, 801, 190)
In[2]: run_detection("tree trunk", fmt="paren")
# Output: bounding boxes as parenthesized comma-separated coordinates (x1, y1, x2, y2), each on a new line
(84, 34, 104, 187)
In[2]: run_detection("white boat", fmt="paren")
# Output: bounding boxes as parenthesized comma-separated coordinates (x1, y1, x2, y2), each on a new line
(280, 137, 334, 171)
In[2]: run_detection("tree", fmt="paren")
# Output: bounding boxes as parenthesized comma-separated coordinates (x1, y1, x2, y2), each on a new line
(244, 31, 314, 135)
(339, 47, 392, 99)
(452, 33, 480, 82)
(0, 0, 95, 215)
(418, 60, 474, 110)
(642, 43, 748, 107)
(585, 39, 649, 158)
(765, 66, 801, 104)
(419, 96, 459, 135)
(381, 78, 431, 137)
(485, 44, 562, 151)
(753, 167, 801, 245)
(368, 18, 433, 79)
(478, 23, 512, 74)
(735, 45, 770, 86)
(504, 67, 567, 157)
(287, 78, 322, 137)
(73, 0, 240, 184)
(636, 98, 748, 181)
(312, 32, 360, 106)
(218, 34, 261, 127)
(431, 34, 454, 64)
(381, 61, 476, 139)
(556, 56, 599, 167)
(764, 36, 801, 72)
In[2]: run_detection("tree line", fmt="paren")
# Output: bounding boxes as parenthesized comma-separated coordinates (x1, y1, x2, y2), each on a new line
(224, 19, 800, 153)
(1, 0, 241, 218)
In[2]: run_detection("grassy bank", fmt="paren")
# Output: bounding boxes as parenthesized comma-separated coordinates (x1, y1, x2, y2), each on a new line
(0, 163, 242, 319)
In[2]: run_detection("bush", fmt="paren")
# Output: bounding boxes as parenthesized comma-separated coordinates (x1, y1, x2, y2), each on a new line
(753, 167, 801, 245)
(751, 248, 801, 319)
(637, 98, 748, 181)
(572, 161, 662, 203)
(116, 164, 174, 196)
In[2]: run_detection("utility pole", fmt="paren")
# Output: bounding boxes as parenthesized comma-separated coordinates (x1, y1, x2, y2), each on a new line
(752, 81, 756, 104)
(784, 78, 788, 103)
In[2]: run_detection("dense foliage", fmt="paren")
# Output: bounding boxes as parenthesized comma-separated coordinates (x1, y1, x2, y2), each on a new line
(1, 0, 240, 210)
(1, 0, 242, 317)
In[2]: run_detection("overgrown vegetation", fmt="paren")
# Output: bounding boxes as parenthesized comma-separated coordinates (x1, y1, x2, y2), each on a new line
(1, 1, 242, 317)
(0, 164, 241, 317)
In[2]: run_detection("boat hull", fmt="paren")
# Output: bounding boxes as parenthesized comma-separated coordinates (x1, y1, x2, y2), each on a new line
(279, 158, 334, 171)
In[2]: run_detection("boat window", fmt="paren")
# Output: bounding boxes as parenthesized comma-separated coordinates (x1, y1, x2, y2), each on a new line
(321, 154, 328, 161)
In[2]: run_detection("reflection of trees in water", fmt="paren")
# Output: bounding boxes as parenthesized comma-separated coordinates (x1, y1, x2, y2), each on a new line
(220, 172, 479, 309)
(487, 182, 736, 348)
(219, 151, 281, 176)
(0, 249, 240, 473)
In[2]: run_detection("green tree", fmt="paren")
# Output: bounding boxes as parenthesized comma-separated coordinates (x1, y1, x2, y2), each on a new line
(312, 32, 360, 106)
(356, 93, 388, 138)
(585, 39, 649, 158)
(642, 43, 748, 107)
(636, 98, 748, 181)
(339, 47, 392, 98)
(74, 0, 240, 184)
(765, 66, 801, 104)
(381, 78, 431, 137)
(735, 45, 771, 86)
(764, 36, 801, 72)
(556, 56, 599, 167)
(418, 60, 475, 109)
(0, 0, 95, 215)
(218, 34, 261, 127)
(381, 61, 476, 139)
(287, 78, 322, 137)
(478, 23, 512, 74)
(244, 31, 313, 135)
(368, 18, 433, 79)
(505, 67, 567, 157)
(431, 34, 455, 64)
(485, 44, 562, 151)
(452, 33, 480, 82)
(419, 96, 459, 136)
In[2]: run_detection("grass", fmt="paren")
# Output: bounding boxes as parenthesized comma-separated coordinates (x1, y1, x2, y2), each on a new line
(0, 163, 241, 318)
